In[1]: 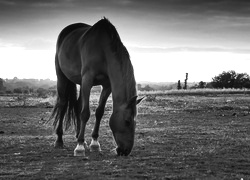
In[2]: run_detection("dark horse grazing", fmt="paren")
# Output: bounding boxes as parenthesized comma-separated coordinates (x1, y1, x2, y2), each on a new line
(50, 18, 143, 156)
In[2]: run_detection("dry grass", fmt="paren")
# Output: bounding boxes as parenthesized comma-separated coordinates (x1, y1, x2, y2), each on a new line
(1, 88, 250, 108)
(139, 88, 250, 96)
(1, 93, 250, 179)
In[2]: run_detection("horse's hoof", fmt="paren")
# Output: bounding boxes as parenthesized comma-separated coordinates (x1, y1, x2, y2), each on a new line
(74, 144, 86, 157)
(89, 139, 101, 152)
(54, 141, 64, 149)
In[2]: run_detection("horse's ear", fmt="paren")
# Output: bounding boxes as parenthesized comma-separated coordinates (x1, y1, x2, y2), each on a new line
(126, 96, 144, 109)
(136, 96, 145, 105)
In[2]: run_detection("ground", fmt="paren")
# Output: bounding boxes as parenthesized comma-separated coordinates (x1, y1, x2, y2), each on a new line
(0, 94, 250, 179)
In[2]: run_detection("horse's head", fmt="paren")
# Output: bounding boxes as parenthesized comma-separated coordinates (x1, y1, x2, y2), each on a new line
(109, 96, 144, 156)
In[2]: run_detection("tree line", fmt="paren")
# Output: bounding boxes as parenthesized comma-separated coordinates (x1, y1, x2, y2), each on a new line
(190, 70, 250, 89)
(211, 70, 250, 89)
(1, 70, 250, 94)
(138, 70, 250, 91)
(0, 77, 56, 97)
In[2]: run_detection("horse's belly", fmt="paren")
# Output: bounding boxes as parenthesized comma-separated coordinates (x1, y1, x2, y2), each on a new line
(68, 75, 82, 85)
(93, 74, 109, 86)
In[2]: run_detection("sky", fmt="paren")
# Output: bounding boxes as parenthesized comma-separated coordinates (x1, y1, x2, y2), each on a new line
(1, 0, 250, 83)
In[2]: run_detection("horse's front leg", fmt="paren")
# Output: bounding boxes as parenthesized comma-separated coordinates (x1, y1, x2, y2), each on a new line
(90, 85, 111, 152)
(74, 75, 93, 157)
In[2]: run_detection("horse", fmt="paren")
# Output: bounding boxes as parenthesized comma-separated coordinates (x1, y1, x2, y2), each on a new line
(50, 17, 143, 157)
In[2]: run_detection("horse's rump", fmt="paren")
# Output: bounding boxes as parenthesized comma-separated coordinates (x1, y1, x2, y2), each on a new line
(56, 23, 91, 51)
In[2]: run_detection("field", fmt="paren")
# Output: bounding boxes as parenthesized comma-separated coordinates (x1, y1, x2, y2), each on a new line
(0, 91, 250, 179)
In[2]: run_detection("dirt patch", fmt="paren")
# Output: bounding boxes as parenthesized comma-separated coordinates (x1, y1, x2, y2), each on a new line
(0, 95, 250, 179)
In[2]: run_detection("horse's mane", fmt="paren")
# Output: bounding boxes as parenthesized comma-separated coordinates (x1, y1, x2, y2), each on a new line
(91, 18, 137, 102)
(89, 18, 130, 58)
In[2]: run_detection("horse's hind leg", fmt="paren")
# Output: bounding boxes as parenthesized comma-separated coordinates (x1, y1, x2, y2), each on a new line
(54, 81, 68, 148)
(53, 56, 70, 148)
(90, 85, 111, 152)
(54, 102, 67, 148)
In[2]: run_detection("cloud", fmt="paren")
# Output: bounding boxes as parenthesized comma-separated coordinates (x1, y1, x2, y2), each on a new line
(1, 0, 250, 52)
(0, 39, 24, 50)
(128, 44, 250, 54)
(0, 0, 16, 5)
(1, 0, 250, 15)
(0, 0, 132, 8)
(24, 38, 56, 50)
(0, 37, 55, 50)
(164, 0, 250, 17)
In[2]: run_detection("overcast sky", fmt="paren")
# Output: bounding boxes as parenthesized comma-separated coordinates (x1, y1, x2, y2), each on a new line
(1, 0, 250, 82)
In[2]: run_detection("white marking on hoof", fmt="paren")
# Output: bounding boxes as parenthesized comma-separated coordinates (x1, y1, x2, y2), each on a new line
(74, 143, 87, 157)
(89, 139, 101, 152)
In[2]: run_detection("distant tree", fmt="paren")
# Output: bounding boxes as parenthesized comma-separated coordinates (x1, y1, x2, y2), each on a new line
(177, 80, 182, 90)
(212, 70, 250, 89)
(183, 73, 188, 90)
(143, 85, 154, 91)
(12, 77, 18, 83)
(137, 84, 142, 91)
(29, 88, 34, 94)
(234, 73, 250, 88)
(37, 88, 48, 97)
(5, 90, 12, 94)
(22, 86, 30, 94)
(0, 78, 3, 87)
(50, 89, 57, 96)
(23, 89, 29, 94)
(198, 81, 206, 88)
(205, 82, 213, 88)
(244, 81, 250, 88)
(48, 86, 57, 96)
(0, 78, 6, 93)
(13, 88, 22, 94)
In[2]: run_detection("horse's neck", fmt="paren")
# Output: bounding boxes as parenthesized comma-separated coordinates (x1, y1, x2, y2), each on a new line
(107, 57, 136, 108)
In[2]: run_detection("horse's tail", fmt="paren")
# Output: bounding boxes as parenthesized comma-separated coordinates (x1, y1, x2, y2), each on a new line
(49, 55, 77, 131)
